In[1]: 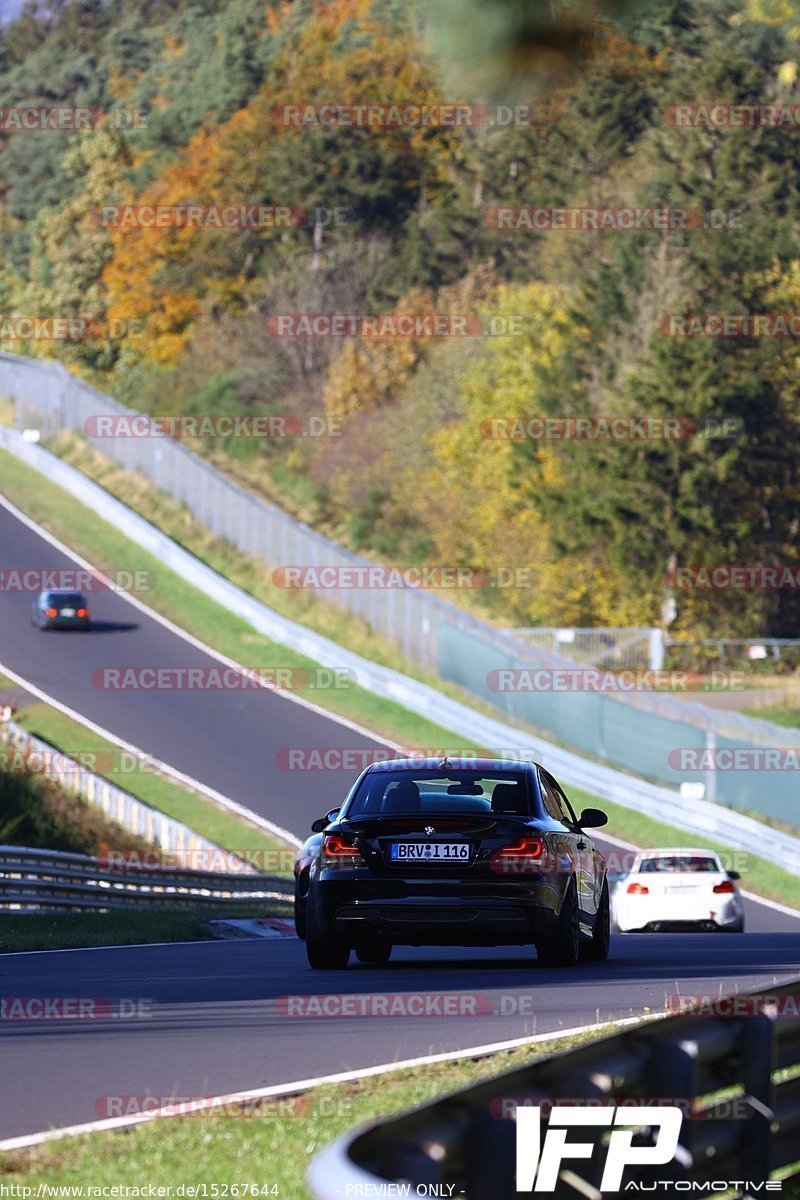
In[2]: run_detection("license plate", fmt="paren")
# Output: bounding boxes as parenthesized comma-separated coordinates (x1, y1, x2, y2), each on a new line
(60, 608, 75, 616)
(390, 842, 470, 863)
(665, 885, 698, 894)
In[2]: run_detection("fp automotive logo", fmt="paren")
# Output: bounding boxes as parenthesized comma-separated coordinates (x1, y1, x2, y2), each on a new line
(516, 1105, 683, 1192)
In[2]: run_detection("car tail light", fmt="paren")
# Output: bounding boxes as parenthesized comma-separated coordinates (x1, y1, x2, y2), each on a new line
(322, 834, 363, 867)
(490, 837, 545, 874)
(77, 608, 88, 618)
(627, 882, 649, 895)
(45, 607, 57, 618)
(713, 880, 735, 894)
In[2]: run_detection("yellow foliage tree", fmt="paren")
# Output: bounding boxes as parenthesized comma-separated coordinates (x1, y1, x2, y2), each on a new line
(101, 0, 453, 371)
(401, 281, 646, 625)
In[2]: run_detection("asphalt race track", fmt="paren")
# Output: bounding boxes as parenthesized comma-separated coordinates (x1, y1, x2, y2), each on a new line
(1, 498, 800, 1144)
(3, 922, 800, 1141)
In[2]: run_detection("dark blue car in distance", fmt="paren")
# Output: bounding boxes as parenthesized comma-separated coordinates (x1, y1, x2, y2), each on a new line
(295, 757, 610, 969)
(31, 589, 91, 630)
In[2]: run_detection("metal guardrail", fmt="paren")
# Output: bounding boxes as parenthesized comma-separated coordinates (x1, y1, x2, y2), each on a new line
(309, 979, 800, 1199)
(1, 428, 799, 871)
(0, 845, 290, 911)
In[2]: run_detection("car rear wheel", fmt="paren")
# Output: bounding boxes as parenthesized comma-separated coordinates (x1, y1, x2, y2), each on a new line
(355, 940, 392, 964)
(306, 933, 350, 969)
(305, 899, 350, 968)
(581, 878, 610, 961)
(536, 878, 581, 967)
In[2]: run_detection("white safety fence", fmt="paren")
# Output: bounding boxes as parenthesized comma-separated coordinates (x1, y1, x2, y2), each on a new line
(1, 428, 798, 875)
(506, 626, 664, 670)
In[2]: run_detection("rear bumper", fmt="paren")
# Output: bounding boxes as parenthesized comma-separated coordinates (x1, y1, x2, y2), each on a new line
(40, 617, 90, 630)
(614, 895, 743, 932)
(313, 882, 560, 946)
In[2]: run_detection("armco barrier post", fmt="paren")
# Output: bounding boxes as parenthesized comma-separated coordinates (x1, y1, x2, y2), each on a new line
(705, 728, 717, 805)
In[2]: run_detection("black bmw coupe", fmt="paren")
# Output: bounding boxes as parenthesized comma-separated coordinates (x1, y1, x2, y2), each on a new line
(294, 757, 610, 969)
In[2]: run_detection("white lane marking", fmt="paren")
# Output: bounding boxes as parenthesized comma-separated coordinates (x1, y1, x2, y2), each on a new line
(0, 658, 301, 849)
(0, 1015, 659, 1152)
(0, 490, 404, 753)
(0, 939, 224, 957)
(739, 889, 800, 919)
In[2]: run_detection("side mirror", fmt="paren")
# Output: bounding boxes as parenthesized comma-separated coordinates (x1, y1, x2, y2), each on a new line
(728, 870, 741, 881)
(577, 807, 608, 829)
(311, 808, 340, 833)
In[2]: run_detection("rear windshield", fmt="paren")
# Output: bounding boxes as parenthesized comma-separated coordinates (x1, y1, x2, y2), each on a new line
(345, 770, 530, 818)
(45, 593, 85, 606)
(639, 855, 720, 873)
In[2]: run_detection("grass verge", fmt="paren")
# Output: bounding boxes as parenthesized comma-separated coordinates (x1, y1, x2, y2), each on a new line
(0, 1022, 625, 1192)
(744, 705, 800, 730)
(1, 446, 799, 908)
(0, 902, 291, 954)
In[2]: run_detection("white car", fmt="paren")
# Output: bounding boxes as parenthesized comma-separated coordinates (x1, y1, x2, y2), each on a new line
(610, 848, 745, 933)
